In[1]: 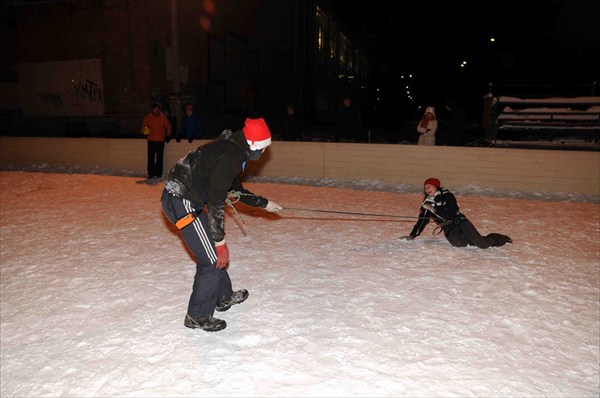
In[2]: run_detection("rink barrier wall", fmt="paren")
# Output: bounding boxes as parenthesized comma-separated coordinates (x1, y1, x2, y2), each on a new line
(1, 136, 599, 196)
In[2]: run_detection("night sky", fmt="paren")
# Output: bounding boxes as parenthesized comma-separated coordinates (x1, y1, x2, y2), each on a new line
(328, 0, 600, 118)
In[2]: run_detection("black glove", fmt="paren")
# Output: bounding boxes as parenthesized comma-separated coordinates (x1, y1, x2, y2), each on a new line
(165, 136, 171, 143)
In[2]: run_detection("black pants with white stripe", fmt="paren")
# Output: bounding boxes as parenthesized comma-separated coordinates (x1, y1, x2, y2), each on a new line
(161, 189, 233, 318)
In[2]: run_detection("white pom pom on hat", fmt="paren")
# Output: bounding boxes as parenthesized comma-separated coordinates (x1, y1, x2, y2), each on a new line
(243, 117, 272, 151)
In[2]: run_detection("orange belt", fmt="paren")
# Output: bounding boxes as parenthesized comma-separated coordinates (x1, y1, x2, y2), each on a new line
(175, 211, 199, 229)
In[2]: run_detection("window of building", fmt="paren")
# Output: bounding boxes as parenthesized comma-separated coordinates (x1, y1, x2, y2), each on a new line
(339, 33, 347, 67)
(329, 20, 337, 60)
(316, 7, 327, 55)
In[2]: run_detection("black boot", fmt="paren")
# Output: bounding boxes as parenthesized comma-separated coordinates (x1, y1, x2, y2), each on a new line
(490, 233, 512, 246)
(184, 314, 226, 332)
(216, 289, 249, 312)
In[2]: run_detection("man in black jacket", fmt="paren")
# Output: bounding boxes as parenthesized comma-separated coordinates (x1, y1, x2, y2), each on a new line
(400, 177, 512, 248)
(161, 117, 282, 332)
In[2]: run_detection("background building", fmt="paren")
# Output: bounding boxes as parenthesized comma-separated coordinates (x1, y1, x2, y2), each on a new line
(0, 0, 369, 137)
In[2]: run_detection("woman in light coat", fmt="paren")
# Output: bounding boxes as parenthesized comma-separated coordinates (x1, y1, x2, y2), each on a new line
(416, 106, 437, 145)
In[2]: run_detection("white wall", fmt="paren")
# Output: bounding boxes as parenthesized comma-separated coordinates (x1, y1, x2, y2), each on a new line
(1, 137, 599, 196)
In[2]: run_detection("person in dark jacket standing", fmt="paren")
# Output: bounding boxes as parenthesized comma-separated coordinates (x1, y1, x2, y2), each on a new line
(161, 117, 283, 332)
(179, 103, 204, 143)
(280, 103, 302, 141)
(443, 97, 467, 146)
(400, 177, 512, 248)
(335, 97, 363, 142)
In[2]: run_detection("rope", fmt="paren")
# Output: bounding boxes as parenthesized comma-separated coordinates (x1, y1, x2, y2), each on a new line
(226, 192, 435, 228)
(225, 191, 247, 230)
(226, 190, 242, 205)
(282, 207, 427, 220)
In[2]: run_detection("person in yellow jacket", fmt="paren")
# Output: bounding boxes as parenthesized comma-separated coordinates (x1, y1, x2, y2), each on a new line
(140, 103, 172, 183)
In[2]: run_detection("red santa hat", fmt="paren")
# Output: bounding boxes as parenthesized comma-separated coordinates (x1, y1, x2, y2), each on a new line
(243, 117, 272, 150)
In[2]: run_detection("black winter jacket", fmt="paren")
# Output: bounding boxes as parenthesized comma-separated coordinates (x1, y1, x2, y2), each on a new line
(164, 129, 269, 242)
(409, 188, 466, 238)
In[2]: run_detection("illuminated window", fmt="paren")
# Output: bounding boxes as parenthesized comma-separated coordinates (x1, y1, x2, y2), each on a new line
(316, 7, 325, 53)
(314, 4, 369, 81)
(329, 20, 337, 60)
(339, 33, 347, 67)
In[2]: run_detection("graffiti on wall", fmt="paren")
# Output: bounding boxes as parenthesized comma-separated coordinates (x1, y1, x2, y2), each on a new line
(18, 59, 105, 116)
(38, 91, 63, 109)
(71, 79, 103, 109)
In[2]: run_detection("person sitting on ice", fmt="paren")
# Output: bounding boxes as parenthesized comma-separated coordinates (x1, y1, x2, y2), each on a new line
(400, 177, 512, 248)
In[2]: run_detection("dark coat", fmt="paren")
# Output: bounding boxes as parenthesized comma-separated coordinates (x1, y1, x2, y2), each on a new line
(335, 104, 363, 139)
(444, 98, 467, 146)
(409, 189, 464, 237)
(164, 129, 268, 242)
(182, 113, 204, 139)
(280, 114, 302, 141)
(408, 188, 511, 248)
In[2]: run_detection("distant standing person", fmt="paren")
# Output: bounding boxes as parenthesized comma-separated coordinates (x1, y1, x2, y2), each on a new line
(400, 177, 512, 248)
(335, 97, 363, 142)
(180, 103, 204, 143)
(416, 106, 437, 145)
(444, 97, 467, 146)
(280, 103, 302, 141)
(140, 103, 172, 183)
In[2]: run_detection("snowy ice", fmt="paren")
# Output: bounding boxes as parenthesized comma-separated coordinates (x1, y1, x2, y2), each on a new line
(1, 170, 598, 397)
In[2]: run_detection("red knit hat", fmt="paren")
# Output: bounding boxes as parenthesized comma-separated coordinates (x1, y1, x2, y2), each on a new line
(424, 177, 441, 188)
(243, 117, 272, 150)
